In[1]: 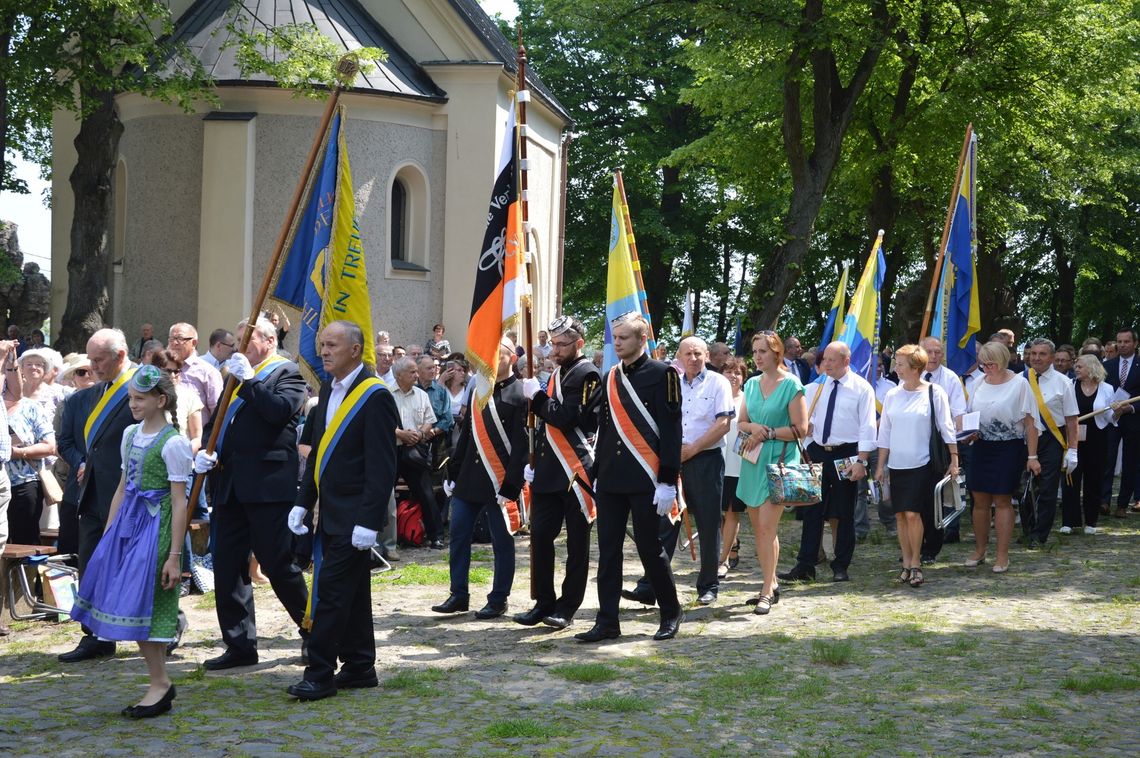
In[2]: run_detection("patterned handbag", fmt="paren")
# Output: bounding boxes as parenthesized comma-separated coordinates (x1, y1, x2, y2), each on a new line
(766, 430, 823, 507)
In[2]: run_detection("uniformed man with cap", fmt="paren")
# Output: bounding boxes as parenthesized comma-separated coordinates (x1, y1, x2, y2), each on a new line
(516, 316, 601, 629)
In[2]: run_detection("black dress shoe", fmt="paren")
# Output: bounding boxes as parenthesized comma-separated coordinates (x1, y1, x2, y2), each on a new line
(429, 539, 446, 550)
(166, 613, 188, 656)
(512, 605, 553, 626)
(653, 612, 683, 641)
(542, 613, 572, 630)
(430, 594, 470, 613)
(58, 638, 116, 663)
(122, 685, 176, 719)
(203, 648, 259, 671)
(334, 668, 379, 689)
(832, 570, 850, 582)
(776, 565, 815, 583)
(287, 679, 337, 701)
(474, 601, 508, 620)
(620, 588, 656, 606)
(574, 623, 621, 643)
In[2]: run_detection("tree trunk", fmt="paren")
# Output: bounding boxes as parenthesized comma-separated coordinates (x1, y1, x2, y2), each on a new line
(0, 16, 13, 191)
(716, 221, 730, 341)
(643, 163, 683, 338)
(1053, 224, 1075, 345)
(56, 85, 122, 352)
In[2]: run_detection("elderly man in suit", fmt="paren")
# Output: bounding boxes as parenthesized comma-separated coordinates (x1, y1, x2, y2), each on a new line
(286, 321, 398, 700)
(195, 317, 310, 670)
(57, 329, 138, 662)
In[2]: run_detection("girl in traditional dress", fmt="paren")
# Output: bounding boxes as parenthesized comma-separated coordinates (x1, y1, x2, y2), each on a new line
(70, 366, 193, 718)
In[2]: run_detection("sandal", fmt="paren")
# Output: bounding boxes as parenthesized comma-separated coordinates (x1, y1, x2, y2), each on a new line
(746, 587, 779, 606)
(897, 567, 912, 583)
(718, 562, 729, 580)
(728, 539, 740, 569)
(909, 568, 925, 587)
(753, 594, 774, 615)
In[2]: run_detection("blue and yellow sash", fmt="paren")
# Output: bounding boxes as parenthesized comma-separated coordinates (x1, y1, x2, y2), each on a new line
(314, 376, 385, 494)
(84, 367, 137, 449)
(214, 355, 291, 454)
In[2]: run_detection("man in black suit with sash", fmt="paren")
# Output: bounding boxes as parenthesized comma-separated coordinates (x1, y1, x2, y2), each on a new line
(576, 313, 683, 643)
(1105, 328, 1140, 517)
(515, 316, 600, 629)
(286, 320, 398, 700)
(195, 317, 310, 670)
(57, 329, 137, 662)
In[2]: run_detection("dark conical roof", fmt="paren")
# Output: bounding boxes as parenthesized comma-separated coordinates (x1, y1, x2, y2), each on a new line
(165, 0, 446, 101)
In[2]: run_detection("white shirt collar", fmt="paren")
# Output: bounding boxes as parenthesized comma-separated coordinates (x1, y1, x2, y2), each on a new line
(333, 362, 365, 391)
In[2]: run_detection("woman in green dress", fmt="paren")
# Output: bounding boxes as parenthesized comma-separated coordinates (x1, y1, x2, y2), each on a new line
(736, 332, 808, 615)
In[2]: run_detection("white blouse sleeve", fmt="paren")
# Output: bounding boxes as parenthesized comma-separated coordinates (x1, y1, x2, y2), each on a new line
(161, 434, 194, 483)
(120, 423, 141, 471)
(934, 385, 956, 444)
(1016, 376, 1036, 419)
(876, 392, 894, 450)
(1094, 382, 1118, 429)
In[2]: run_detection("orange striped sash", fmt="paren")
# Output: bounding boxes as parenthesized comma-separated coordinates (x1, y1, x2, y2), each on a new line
(545, 367, 596, 522)
(606, 366, 660, 482)
(470, 394, 520, 534)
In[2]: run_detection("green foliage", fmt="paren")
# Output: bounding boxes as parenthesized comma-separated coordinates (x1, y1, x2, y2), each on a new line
(1059, 672, 1140, 694)
(484, 717, 568, 739)
(549, 662, 619, 683)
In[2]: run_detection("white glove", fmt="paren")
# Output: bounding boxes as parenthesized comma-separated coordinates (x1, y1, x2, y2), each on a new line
(351, 525, 378, 550)
(223, 353, 255, 382)
(443, 480, 455, 497)
(287, 506, 308, 536)
(1064, 449, 1079, 474)
(523, 464, 535, 483)
(521, 377, 542, 399)
(653, 483, 677, 517)
(193, 450, 218, 474)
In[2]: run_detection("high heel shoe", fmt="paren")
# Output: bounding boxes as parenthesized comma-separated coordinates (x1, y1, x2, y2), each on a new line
(908, 568, 925, 587)
(753, 594, 774, 615)
(718, 562, 729, 580)
(964, 554, 986, 568)
(897, 567, 912, 583)
(728, 539, 740, 569)
(122, 684, 176, 719)
(992, 562, 1009, 574)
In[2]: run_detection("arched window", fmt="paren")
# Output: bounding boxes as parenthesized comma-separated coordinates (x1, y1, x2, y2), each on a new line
(388, 163, 429, 276)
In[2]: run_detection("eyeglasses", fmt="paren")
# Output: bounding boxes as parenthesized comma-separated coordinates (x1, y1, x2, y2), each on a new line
(980, 362, 999, 369)
(221, 342, 236, 349)
(74, 368, 90, 377)
(550, 340, 576, 349)
(169, 336, 194, 344)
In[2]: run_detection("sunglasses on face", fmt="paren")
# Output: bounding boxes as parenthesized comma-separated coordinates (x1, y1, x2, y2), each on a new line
(74, 368, 91, 377)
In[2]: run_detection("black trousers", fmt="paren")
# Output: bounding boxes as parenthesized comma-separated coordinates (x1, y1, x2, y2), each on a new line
(529, 489, 592, 618)
(7, 480, 42, 545)
(397, 458, 442, 541)
(1031, 434, 1064, 542)
(57, 500, 79, 560)
(76, 501, 110, 641)
(304, 532, 374, 684)
(213, 499, 310, 653)
(594, 489, 679, 628)
(1062, 425, 1107, 528)
(796, 442, 859, 572)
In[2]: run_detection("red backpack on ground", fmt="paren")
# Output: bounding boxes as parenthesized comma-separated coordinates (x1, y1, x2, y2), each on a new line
(396, 499, 425, 547)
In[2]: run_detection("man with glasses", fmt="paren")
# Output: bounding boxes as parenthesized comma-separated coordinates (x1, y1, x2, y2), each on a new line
(202, 328, 237, 370)
(168, 322, 222, 416)
(516, 316, 601, 629)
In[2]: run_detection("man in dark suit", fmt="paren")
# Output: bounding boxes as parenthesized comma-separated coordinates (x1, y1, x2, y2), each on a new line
(57, 329, 137, 662)
(432, 337, 528, 620)
(514, 316, 600, 629)
(195, 317, 309, 670)
(1104, 328, 1140, 518)
(576, 313, 683, 643)
(286, 320, 398, 700)
(783, 336, 812, 384)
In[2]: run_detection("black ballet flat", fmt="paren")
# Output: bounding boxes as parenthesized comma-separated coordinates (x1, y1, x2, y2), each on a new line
(122, 685, 176, 719)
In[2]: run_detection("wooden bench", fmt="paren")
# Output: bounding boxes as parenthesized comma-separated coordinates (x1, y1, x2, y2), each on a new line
(39, 528, 59, 547)
(1, 544, 69, 622)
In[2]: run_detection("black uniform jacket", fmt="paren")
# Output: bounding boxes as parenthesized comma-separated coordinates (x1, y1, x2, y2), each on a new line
(295, 367, 399, 535)
(202, 359, 306, 505)
(531, 355, 600, 494)
(449, 375, 528, 504)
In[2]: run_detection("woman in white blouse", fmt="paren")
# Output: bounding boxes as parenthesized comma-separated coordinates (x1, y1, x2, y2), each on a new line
(962, 341, 1036, 573)
(1060, 354, 1117, 535)
(718, 357, 749, 577)
(875, 344, 958, 587)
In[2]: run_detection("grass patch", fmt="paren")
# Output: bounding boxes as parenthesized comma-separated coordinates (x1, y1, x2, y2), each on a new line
(485, 717, 568, 739)
(194, 590, 216, 610)
(381, 668, 448, 696)
(948, 636, 980, 655)
(574, 693, 649, 713)
(810, 639, 854, 666)
(1060, 672, 1140, 694)
(550, 662, 619, 683)
(790, 675, 827, 698)
(1124, 576, 1140, 588)
(470, 549, 493, 562)
(374, 564, 491, 586)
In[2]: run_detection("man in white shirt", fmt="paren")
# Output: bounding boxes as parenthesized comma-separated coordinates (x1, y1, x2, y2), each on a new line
(391, 357, 443, 548)
(1026, 338, 1079, 548)
(375, 343, 396, 386)
(201, 328, 236, 370)
(779, 342, 877, 583)
(533, 330, 553, 359)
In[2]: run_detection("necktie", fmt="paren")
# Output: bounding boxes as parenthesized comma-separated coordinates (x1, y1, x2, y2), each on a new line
(925, 371, 932, 382)
(1121, 358, 1129, 387)
(821, 380, 839, 444)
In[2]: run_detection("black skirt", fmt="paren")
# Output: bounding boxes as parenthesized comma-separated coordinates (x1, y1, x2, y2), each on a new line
(889, 464, 936, 515)
(966, 438, 1026, 495)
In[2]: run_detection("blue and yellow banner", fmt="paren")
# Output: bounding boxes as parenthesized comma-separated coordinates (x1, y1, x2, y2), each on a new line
(932, 131, 981, 374)
(603, 178, 654, 371)
(836, 231, 886, 385)
(818, 262, 849, 352)
(271, 105, 375, 386)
